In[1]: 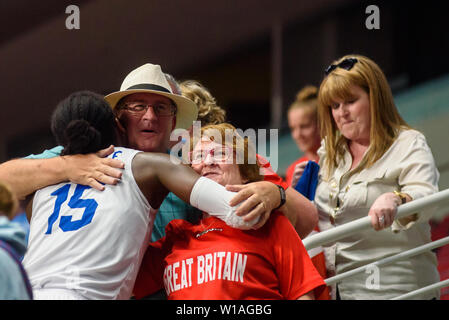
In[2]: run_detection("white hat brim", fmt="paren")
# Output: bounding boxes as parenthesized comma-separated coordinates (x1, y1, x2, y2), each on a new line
(104, 89, 198, 130)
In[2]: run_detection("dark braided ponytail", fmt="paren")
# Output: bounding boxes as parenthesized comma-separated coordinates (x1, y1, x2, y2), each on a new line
(51, 91, 116, 155)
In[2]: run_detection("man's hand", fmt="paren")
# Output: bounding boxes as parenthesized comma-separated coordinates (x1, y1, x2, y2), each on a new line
(61, 145, 125, 191)
(226, 181, 281, 229)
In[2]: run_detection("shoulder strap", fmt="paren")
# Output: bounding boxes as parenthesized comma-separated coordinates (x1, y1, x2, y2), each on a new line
(0, 240, 33, 299)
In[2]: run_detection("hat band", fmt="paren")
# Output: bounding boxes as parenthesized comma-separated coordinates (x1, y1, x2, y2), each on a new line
(126, 83, 171, 93)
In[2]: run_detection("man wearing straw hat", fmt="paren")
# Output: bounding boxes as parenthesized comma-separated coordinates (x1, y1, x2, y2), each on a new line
(105, 63, 199, 154)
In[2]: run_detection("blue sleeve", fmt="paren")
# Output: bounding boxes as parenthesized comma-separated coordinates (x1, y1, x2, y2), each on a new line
(25, 146, 63, 159)
(151, 192, 202, 242)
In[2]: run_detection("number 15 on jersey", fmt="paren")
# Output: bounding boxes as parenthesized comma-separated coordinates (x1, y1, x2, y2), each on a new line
(45, 183, 98, 234)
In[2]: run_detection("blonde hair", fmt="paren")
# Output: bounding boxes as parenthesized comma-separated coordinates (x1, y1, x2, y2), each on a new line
(180, 80, 226, 125)
(190, 123, 263, 183)
(318, 54, 410, 177)
(288, 85, 318, 120)
(0, 182, 18, 219)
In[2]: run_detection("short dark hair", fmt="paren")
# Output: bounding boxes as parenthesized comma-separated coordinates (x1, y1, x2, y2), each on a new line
(51, 91, 116, 155)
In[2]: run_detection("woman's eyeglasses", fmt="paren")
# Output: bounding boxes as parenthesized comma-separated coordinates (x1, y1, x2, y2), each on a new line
(189, 146, 233, 164)
(324, 58, 358, 75)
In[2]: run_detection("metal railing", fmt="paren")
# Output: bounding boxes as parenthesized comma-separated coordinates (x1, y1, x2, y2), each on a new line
(303, 188, 449, 300)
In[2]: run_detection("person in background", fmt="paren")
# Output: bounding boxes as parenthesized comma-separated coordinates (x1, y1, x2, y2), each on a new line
(285, 85, 330, 299)
(285, 85, 321, 187)
(133, 123, 326, 300)
(0, 182, 33, 300)
(315, 54, 440, 299)
(180, 80, 226, 126)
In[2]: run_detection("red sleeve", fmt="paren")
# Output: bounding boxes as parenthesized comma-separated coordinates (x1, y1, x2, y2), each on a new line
(133, 239, 166, 299)
(257, 154, 289, 189)
(269, 213, 326, 299)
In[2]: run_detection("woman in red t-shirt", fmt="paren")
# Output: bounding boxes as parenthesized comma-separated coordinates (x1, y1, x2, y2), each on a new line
(133, 123, 326, 300)
(286, 86, 321, 187)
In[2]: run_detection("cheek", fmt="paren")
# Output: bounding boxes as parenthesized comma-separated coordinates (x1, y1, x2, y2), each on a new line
(125, 123, 141, 143)
(121, 112, 137, 125)
(302, 127, 314, 138)
(191, 164, 202, 174)
(308, 125, 319, 138)
(291, 128, 300, 139)
(331, 111, 341, 127)
(220, 164, 242, 184)
(161, 118, 176, 137)
(362, 111, 371, 127)
(353, 107, 370, 128)
(122, 117, 141, 135)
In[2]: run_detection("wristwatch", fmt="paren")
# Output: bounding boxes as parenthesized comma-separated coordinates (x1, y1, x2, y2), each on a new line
(274, 185, 286, 210)
(393, 190, 407, 205)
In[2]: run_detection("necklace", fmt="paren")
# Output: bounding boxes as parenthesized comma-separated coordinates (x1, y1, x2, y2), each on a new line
(195, 228, 223, 238)
(195, 217, 223, 239)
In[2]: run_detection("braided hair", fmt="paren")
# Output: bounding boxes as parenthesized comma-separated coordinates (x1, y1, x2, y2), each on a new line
(51, 91, 116, 156)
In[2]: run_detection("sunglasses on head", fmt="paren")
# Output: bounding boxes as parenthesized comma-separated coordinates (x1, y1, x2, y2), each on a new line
(324, 58, 358, 75)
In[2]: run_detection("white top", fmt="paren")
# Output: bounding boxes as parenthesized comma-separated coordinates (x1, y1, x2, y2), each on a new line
(315, 129, 440, 300)
(23, 147, 153, 300)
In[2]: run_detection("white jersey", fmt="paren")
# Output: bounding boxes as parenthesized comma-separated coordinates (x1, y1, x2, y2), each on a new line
(23, 147, 154, 300)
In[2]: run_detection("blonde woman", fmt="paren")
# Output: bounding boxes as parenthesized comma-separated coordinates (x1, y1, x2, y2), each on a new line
(315, 54, 440, 299)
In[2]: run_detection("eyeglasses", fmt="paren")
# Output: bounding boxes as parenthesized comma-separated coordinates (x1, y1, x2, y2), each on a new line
(188, 146, 234, 164)
(122, 102, 176, 117)
(324, 58, 358, 75)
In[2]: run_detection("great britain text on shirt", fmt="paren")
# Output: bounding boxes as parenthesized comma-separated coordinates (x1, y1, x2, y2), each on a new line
(163, 251, 248, 295)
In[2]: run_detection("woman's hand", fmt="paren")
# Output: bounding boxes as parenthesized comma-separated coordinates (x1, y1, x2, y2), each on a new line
(291, 161, 309, 187)
(368, 192, 401, 231)
(61, 145, 125, 191)
(225, 181, 281, 229)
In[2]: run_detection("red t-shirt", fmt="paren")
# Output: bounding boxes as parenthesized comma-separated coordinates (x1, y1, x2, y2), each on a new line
(257, 154, 289, 190)
(134, 212, 326, 300)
